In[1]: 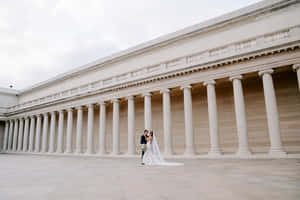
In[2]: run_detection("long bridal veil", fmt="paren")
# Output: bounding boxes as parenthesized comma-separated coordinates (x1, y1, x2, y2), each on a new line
(152, 133, 184, 166)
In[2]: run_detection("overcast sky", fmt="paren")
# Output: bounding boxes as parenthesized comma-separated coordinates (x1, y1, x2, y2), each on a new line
(0, 0, 262, 90)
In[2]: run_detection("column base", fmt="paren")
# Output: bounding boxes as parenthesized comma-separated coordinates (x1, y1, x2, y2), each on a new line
(236, 149, 252, 158)
(208, 147, 222, 156)
(269, 148, 287, 157)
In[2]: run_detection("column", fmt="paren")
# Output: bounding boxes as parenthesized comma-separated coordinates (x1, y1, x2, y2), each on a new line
(22, 117, 29, 152)
(127, 96, 135, 155)
(8, 119, 14, 151)
(49, 111, 56, 153)
(204, 80, 222, 156)
(259, 69, 286, 155)
(41, 113, 49, 153)
(143, 92, 152, 130)
(66, 108, 73, 153)
(75, 106, 83, 153)
(112, 99, 120, 155)
(229, 75, 251, 156)
(98, 102, 106, 154)
(180, 85, 195, 155)
(17, 118, 24, 151)
(160, 89, 173, 155)
(3, 120, 9, 151)
(293, 64, 300, 92)
(12, 119, 19, 151)
(34, 114, 42, 152)
(28, 116, 35, 152)
(57, 110, 64, 153)
(86, 104, 94, 154)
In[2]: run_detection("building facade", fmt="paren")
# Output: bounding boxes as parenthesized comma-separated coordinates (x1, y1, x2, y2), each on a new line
(1, 0, 300, 158)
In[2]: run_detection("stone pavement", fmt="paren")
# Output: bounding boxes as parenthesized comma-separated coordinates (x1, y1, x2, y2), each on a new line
(0, 154, 299, 200)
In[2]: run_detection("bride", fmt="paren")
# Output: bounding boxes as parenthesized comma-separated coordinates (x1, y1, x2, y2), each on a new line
(142, 131, 183, 166)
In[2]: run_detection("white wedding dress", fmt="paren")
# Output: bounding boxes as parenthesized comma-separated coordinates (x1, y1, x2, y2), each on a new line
(142, 134, 183, 166)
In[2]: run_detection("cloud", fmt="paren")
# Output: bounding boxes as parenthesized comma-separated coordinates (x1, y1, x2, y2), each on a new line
(0, 0, 262, 90)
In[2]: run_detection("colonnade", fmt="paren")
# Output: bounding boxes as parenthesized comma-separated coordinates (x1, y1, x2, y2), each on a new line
(2, 65, 300, 157)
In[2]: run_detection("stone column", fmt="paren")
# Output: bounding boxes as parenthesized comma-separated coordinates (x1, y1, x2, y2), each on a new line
(112, 99, 120, 155)
(143, 92, 152, 130)
(49, 111, 56, 153)
(98, 102, 106, 155)
(57, 110, 64, 153)
(86, 104, 94, 154)
(75, 106, 83, 153)
(66, 108, 73, 153)
(3, 120, 9, 151)
(204, 80, 222, 156)
(180, 85, 195, 155)
(293, 64, 300, 92)
(8, 119, 14, 151)
(12, 119, 19, 151)
(127, 96, 135, 155)
(22, 117, 29, 152)
(17, 118, 24, 152)
(160, 89, 173, 155)
(41, 113, 49, 153)
(259, 69, 286, 155)
(230, 75, 251, 156)
(28, 116, 36, 152)
(34, 114, 42, 152)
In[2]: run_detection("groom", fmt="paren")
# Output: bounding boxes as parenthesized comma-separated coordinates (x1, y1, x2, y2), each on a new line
(140, 129, 148, 165)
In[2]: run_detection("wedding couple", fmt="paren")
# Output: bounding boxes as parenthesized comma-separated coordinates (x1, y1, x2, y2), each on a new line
(140, 129, 183, 166)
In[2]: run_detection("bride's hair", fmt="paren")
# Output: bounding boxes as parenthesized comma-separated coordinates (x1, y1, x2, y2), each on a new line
(150, 131, 153, 136)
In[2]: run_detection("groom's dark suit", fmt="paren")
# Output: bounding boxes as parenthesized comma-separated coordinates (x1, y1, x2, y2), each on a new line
(140, 134, 147, 160)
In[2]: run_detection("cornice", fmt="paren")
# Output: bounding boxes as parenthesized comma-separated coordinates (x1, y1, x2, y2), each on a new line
(19, 0, 298, 94)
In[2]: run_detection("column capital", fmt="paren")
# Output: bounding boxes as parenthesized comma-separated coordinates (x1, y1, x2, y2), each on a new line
(67, 107, 73, 112)
(126, 96, 135, 101)
(87, 103, 94, 108)
(180, 84, 192, 90)
(142, 92, 152, 97)
(111, 98, 120, 103)
(30, 115, 35, 119)
(76, 105, 83, 110)
(293, 64, 300, 71)
(43, 112, 49, 117)
(50, 111, 56, 115)
(203, 80, 216, 86)
(37, 114, 42, 118)
(98, 101, 106, 105)
(58, 110, 64, 114)
(160, 88, 170, 94)
(258, 69, 274, 76)
(229, 75, 243, 81)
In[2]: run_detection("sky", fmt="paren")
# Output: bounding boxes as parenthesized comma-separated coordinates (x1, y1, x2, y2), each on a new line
(0, 0, 262, 90)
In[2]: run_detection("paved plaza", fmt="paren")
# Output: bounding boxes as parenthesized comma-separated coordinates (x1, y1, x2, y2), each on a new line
(0, 154, 300, 200)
